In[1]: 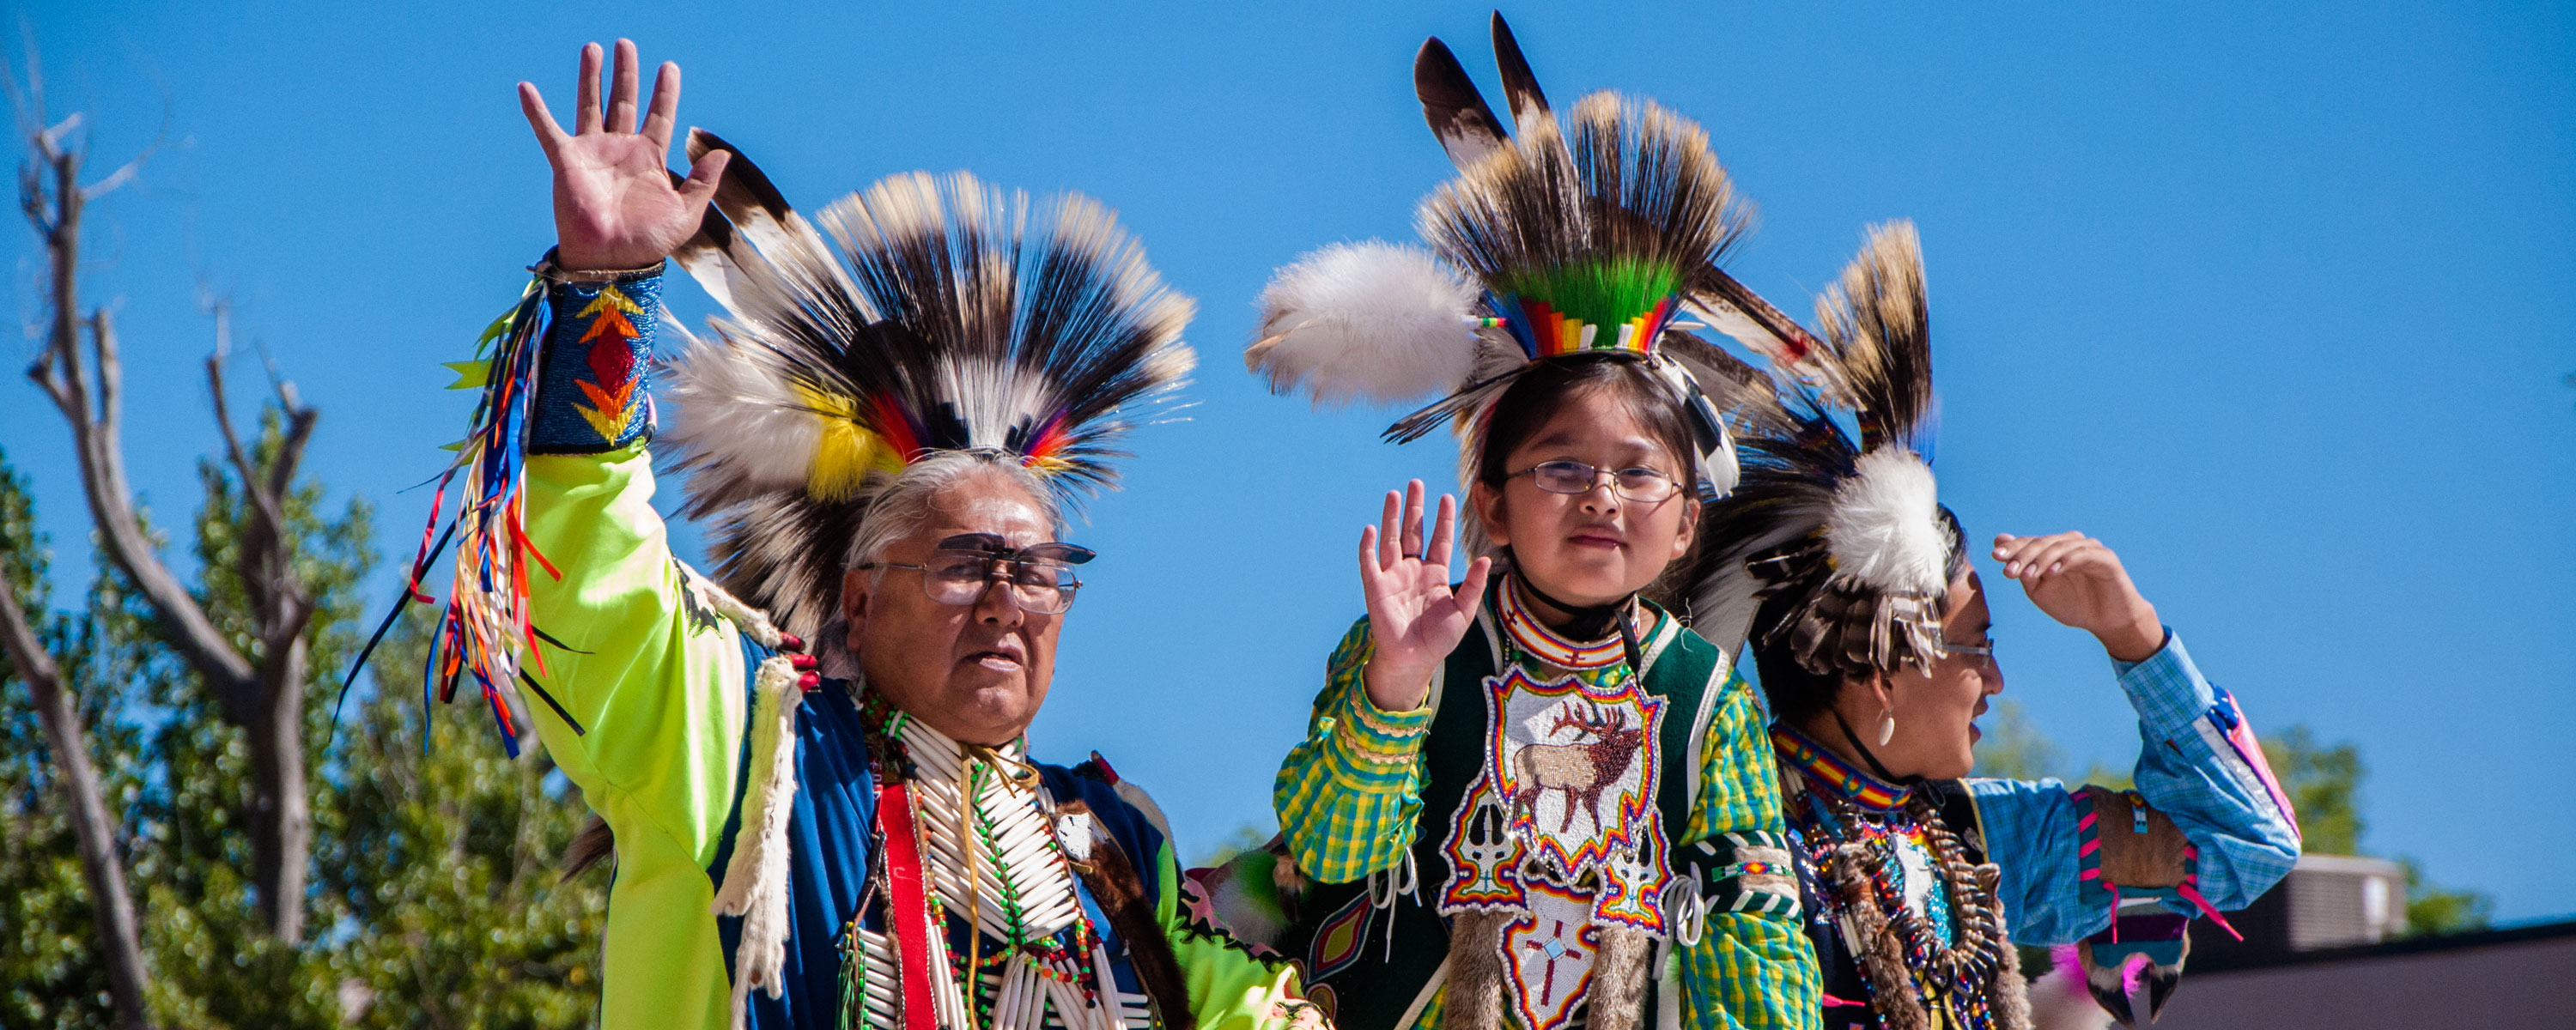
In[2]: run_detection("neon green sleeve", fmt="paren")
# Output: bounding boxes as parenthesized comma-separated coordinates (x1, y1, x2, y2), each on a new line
(522, 445, 749, 1030)
(1156, 838, 1328, 1029)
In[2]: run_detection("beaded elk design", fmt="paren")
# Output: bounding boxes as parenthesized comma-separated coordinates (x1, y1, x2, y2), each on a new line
(1510, 702, 1649, 835)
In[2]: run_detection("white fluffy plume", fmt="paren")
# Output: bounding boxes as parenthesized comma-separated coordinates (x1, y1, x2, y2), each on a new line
(1246, 241, 1479, 405)
(659, 320, 822, 504)
(1825, 447, 1947, 594)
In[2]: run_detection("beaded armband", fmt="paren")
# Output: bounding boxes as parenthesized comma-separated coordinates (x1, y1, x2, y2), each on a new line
(1683, 829, 1802, 919)
(530, 262, 663, 454)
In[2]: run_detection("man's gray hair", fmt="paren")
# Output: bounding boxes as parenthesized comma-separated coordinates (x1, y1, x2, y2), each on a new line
(843, 450, 1065, 571)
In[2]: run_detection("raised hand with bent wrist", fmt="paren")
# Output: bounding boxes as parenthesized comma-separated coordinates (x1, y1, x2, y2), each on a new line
(516, 39, 728, 271)
(1992, 531, 2164, 663)
(1357, 479, 1494, 712)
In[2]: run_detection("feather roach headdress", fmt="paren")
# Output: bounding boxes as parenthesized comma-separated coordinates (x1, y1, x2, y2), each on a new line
(1686, 220, 1960, 678)
(1247, 14, 1770, 508)
(661, 131, 1195, 637)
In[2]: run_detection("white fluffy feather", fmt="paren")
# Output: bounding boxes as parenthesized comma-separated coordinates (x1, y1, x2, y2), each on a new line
(1246, 241, 1479, 405)
(2027, 961, 2118, 1030)
(661, 319, 822, 494)
(1826, 447, 1947, 594)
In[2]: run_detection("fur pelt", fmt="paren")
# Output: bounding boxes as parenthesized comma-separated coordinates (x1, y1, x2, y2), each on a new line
(1441, 911, 1510, 1030)
(1057, 797, 1195, 1030)
(1587, 925, 1655, 1030)
(1830, 839, 1933, 1030)
(709, 652, 803, 1028)
(1978, 864, 2035, 1030)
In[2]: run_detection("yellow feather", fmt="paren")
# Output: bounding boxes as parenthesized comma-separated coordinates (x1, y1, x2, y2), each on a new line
(796, 385, 884, 502)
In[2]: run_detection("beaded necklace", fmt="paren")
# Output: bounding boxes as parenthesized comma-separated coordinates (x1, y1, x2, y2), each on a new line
(842, 695, 1151, 1030)
(1777, 728, 2029, 1030)
(1496, 573, 1631, 670)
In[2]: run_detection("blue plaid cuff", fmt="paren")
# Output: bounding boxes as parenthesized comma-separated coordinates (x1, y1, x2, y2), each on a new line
(2112, 629, 2212, 738)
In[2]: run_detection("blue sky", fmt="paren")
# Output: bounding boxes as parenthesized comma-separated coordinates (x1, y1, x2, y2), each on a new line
(9, 2, 2571, 921)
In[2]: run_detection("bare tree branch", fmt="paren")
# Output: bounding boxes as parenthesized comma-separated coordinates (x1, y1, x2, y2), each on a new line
(0, 573, 155, 1030)
(70, 307, 258, 707)
(16, 65, 313, 942)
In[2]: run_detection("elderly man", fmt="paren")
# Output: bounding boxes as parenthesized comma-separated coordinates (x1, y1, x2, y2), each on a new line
(480, 39, 1316, 1030)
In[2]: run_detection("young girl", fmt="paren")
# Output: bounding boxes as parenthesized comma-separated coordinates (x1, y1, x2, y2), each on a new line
(1210, 18, 1819, 1029)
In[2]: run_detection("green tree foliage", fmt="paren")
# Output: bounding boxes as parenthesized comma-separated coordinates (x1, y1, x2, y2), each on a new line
(2260, 725, 2362, 856)
(1191, 821, 1281, 869)
(2257, 728, 2490, 936)
(1968, 701, 2060, 781)
(0, 422, 609, 1027)
(0, 446, 147, 1030)
(2397, 857, 2493, 937)
(317, 610, 607, 1029)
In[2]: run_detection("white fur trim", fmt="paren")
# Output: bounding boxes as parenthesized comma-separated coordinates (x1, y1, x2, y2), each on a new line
(711, 654, 803, 1027)
(1825, 447, 1947, 594)
(1247, 241, 1479, 405)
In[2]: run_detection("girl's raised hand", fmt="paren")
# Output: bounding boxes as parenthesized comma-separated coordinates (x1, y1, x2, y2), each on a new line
(1358, 480, 1493, 712)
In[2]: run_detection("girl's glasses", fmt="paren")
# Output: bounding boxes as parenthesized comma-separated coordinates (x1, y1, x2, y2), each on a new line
(1514, 460, 1680, 503)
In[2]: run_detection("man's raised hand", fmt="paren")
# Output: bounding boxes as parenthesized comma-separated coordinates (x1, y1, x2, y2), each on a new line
(1358, 480, 1493, 712)
(518, 39, 728, 271)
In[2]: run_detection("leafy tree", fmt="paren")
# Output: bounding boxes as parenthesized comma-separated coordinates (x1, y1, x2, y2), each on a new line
(2260, 725, 2362, 856)
(1192, 821, 1281, 869)
(2257, 729, 2489, 936)
(316, 609, 608, 1029)
(1968, 700, 2061, 781)
(0, 81, 614, 1026)
(1, 416, 612, 1028)
(0, 447, 149, 1030)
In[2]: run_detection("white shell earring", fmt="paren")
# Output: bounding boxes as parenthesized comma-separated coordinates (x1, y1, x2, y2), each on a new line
(1876, 711, 1897, 747)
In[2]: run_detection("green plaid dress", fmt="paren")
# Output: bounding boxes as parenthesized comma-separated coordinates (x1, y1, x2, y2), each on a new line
(1273, 599, 1820, 1030)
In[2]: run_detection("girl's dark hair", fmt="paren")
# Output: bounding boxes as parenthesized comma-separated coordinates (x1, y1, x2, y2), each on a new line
(1752, 504, 1969, 724)
(1474, 357, 1698, 488)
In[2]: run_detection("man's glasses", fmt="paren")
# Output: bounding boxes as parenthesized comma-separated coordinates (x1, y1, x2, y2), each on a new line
(855, 534, 1095, 615)
(1513, 460, 1681, 503)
